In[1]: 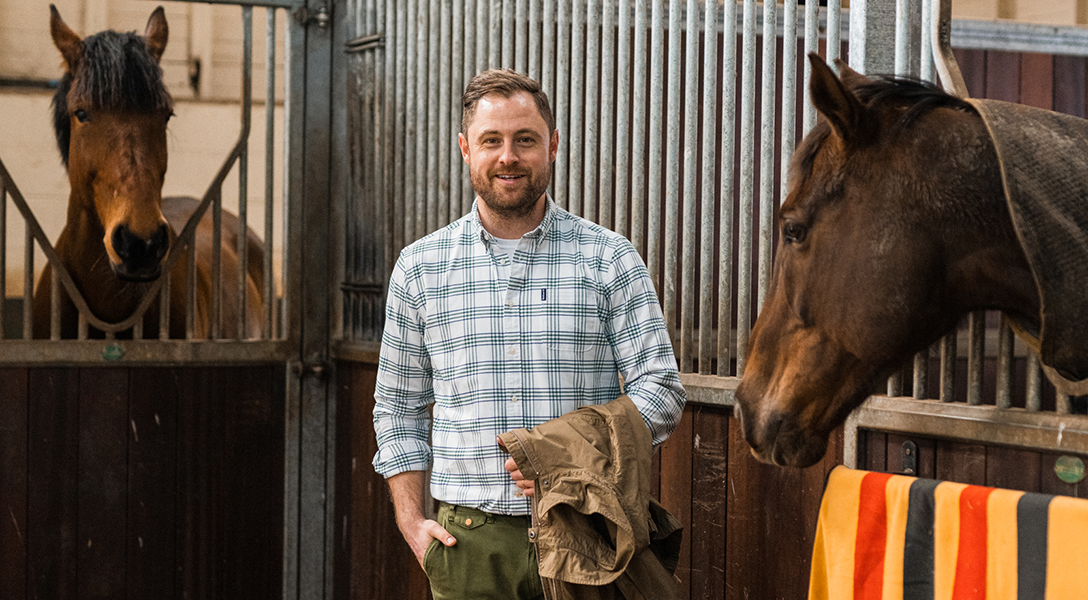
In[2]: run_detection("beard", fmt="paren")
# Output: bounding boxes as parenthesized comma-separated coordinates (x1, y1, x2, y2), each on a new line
(471, 162, 552, 220)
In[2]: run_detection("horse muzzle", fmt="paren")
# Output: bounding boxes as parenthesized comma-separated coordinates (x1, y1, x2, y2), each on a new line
(109, 223, 170, 282)
(736, 397, 830, 468)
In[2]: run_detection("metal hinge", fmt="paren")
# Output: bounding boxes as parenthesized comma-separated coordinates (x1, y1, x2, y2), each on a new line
(290, 359, 328, 380)
(900, 440, 918, 476)
(295, 3, 331, 30)
(345, 33, 384, 53)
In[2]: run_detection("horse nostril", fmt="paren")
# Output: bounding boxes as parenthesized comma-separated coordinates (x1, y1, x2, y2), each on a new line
(111, 224, 169, 267)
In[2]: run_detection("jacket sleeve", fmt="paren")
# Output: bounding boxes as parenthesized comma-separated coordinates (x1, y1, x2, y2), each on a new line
(602, 240, 686, 446)
(372, 255, 435, 477)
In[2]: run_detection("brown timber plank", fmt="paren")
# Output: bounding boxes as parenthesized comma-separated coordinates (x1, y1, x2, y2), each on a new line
(176, 367, 216, 600)
(953, 48, 987, 99)
(985, 50, 1022, 103)
(1053, 54, 1087, 118)
(935, 440, 987, 486)
(78, 367, 130, 599)
(28, 368, 80, 599)
(986, 446, 1042, 492)
(689, 406, 728, 600)
(1019, 53, 1054, 110)
(0, 367, 28, 600)
(128, 367, 178, 600)
(659, 404, 694, 596)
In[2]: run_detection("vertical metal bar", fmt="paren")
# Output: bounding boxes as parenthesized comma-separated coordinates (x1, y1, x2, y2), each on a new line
(756, 0, 775, 312)
(674, 0, 692, 368)
(614, 0, 631, 239)
(529, 0, 541, 80)
(542, 0, 554, 109)
(718, 0, 737, 377)
(490, 0, 503, 68)
(187, 229, 197, 339)
(212, 188, 223, 340)
(132, 316, 143, 339)
(265, 8, 278, 337)
(781, 0, 798, 174)
(50, 268, 60, 340)
(967, 311, 984, 405)
(449, 0, 464, 225)
(698, 0, 718, 375)
(415, 0, 429, 241)
(239, 6, 253, 339)
(995, 318, 1014, 409)
(736, 0, 756, 375)
(427, 0, 441, 233)
(939, 331, 956, 401)
(569, 0, 585, 216)
(598, 0, 615, 231)
(516, 0, 528, 73)
(631, 0, 647, 254)
(463, 0, 476, 215)
(895, 0, 910, 75)
(582, 0, 600, 223)
(827, 0, 842, 63)
(78, 313, 88, 340)
(0, 189, 5, 338)
(802, 0, 818, 135)
(159, 272, 170, 339)
(477, 0, 489, 73)
(437, 0, 451, 230)
(920, 0, 934, 82)
(1057, 394, 1073, 415)
(23, 222, 32, 340)
(503, 0, 516, 68)
(1025, 351, 1042, 412)
(913, 349, 929, 399)
(646, 0, 664, 290)
(555, 0, 570, 209)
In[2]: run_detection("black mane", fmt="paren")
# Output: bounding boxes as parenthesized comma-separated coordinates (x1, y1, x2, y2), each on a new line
(51, 29, 173, 168)
(854, 75, 975, 129)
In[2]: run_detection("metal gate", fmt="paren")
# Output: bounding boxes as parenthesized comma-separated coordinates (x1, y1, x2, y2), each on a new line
(0, 0, 345, 598)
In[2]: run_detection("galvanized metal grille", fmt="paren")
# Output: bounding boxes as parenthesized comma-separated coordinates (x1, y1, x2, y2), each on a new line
(0, 3, 293, 361)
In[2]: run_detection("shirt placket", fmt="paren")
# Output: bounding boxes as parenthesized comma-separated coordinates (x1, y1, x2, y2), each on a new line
(502, 238, 528, 427)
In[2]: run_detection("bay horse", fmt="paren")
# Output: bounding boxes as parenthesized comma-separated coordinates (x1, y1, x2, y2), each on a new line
(33, 5, 263, 339)
(735, 54, 1087, 468)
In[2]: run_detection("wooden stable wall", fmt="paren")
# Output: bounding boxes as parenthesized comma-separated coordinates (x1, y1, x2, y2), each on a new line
(0, 365, 285, 600)
(334, 360, 845, 600)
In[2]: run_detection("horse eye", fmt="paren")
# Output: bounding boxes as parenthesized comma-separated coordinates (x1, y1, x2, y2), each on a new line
(73, 109, 89, 123)
(783, 222, 807, 244)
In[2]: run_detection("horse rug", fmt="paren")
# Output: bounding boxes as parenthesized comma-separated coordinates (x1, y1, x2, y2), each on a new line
(808, 466, 1088, 599)
(969, 98, 1088, 392)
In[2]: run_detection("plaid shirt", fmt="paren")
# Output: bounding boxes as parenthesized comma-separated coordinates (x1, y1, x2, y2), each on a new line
(372, 198, 686, 515)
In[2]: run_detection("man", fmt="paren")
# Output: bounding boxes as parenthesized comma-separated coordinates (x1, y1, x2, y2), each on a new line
(372, 68, 686, 600)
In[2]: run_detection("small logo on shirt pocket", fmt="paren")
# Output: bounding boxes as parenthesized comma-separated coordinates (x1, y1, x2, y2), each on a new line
(541, 288, 547, 302)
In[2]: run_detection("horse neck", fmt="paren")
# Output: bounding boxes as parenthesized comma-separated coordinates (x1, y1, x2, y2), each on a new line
(57, 189, 116, 293)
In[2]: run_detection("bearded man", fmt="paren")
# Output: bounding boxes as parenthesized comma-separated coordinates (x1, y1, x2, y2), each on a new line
(372, 68, 686, 600)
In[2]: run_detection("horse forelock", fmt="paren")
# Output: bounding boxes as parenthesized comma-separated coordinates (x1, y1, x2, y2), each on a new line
(854, 76, 976, 131)
(50, 29, 173, 168)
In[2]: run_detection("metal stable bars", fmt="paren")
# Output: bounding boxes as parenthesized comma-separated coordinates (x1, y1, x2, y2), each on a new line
(0, 2, 293, 361)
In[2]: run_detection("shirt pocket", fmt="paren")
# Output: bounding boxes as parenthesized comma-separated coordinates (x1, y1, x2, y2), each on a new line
(543, 287, 603, 354)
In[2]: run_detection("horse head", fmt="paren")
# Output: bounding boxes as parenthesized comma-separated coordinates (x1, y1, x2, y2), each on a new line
(50, 5, 174, 283)
(734, 55, 1037, 467)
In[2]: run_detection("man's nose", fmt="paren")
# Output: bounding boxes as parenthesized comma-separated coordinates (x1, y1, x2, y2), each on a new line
(498, 141, 519, 164)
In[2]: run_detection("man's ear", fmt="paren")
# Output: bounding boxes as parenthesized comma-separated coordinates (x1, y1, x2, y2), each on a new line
(458, 132, 470, 164)
(549, 129, 558, 163)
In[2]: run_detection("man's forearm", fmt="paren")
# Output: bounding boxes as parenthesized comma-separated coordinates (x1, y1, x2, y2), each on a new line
(387, 470, 428, 531)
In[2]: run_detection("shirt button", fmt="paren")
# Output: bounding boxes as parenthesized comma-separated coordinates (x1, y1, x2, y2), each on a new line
(511, 395, 519, 403)
(506, 300, 514, 307)
(508, 348, 516, 355)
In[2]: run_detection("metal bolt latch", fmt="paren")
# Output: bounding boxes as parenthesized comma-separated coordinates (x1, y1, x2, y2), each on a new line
(296, 3, 330, 30)
(290, 360, 327, 379)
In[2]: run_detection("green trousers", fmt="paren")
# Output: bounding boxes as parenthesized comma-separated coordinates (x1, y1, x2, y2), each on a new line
(424, 502, 546, 600)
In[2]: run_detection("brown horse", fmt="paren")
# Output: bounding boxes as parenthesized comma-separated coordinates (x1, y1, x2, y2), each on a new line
(33, 5, 263, 339)
(733, 55, 1068, 468)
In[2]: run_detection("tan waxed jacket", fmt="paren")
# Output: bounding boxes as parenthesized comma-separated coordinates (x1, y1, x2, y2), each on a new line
(498, 396, 684, 600)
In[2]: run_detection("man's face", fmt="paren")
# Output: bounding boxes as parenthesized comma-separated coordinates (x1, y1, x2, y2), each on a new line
(459, 91, 558, 220)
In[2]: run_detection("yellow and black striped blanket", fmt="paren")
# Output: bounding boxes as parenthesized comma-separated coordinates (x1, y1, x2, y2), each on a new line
(809, 466, 1088, 599)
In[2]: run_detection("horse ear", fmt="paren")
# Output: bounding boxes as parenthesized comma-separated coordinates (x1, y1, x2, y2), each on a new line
(808, 53, 865, 145)
(832, 58, 874, 91)
(50, 4, 83, 72)
(143, 6, 169, 63)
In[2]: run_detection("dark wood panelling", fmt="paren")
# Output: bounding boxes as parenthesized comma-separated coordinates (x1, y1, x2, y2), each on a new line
(1019, 53, 1054, 109)
(128, 367, 179, 600)
(1052, 54, 1087, 118)
(688, 406, 728, 600)
(0, 367, 28, 600)
(78, 368, 129, 599)
(659, 405, 694, 594)
(28, 368, 80, 599)
(0, 365, 283, 600)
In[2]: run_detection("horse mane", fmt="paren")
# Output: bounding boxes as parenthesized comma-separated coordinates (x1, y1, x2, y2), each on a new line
(794, 75, 975, 179)
(51, 29, 173, 168)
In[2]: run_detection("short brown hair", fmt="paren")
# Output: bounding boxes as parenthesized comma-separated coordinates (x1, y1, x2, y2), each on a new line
(461, 68, 555, 134)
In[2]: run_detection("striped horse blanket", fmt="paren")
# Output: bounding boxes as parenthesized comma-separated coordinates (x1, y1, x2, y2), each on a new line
(809, 466, 1088, 600)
